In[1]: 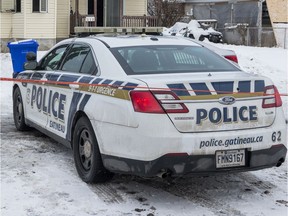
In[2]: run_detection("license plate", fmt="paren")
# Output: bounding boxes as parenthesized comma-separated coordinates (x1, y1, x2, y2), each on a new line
(216, 149, 245, 168)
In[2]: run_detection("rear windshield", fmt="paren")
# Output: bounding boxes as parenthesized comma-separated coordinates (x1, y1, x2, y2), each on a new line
(110, 45, 239, 75)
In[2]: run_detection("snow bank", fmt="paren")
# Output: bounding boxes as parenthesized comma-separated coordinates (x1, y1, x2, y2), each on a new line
(163, 20, 220, 40)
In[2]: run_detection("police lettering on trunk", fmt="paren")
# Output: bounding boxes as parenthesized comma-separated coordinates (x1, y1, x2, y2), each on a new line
(196, 106, 258, 125)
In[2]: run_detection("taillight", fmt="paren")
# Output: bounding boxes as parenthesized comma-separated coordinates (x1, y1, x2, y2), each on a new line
(225, 55, 238, 63)
(152, 91, 189, 113)
(130, 91, 164, 113)
(130, 91, 189, 113)
(262, 85, 282, 108)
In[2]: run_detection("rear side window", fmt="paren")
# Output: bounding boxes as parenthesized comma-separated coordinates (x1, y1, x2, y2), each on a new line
(80, 51, 97, 74)
(61, 44, 90, 73)
(60, 44, 97, 74)
(111, 45, 239, 75)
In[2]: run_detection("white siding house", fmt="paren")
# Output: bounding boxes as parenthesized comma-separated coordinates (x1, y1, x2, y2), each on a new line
(124, 0, 147, 16)
(70, 0, 148, 27)
(0, 0, 149, 52)
(1, 0, 70, 52)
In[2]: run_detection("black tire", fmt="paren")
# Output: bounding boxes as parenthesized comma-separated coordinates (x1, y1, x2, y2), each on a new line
(188, 34, 195, 39)
(199, 35, 205, 41)
(72, 116, 113, 183)
(13, 87, 29, 131)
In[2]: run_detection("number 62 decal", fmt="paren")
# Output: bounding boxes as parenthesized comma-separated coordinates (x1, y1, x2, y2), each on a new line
(272, 131, 281, 142)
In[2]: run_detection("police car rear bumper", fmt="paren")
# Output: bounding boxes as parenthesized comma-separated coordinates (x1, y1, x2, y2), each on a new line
(102, 144, 287, 177)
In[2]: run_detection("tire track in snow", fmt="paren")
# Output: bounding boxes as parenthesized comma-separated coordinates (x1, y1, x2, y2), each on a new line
(132, 172, 278, 216)
(88, 183, 125, 204)
(1, 115, 127, 207)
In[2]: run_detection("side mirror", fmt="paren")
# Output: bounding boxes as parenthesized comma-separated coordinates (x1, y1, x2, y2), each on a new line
(26, 52, 37, 61)
(23, 52, 38, 70)
(24, 61, 38, 70)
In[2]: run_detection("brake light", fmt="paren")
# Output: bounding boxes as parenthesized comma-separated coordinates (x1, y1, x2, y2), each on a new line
(130, 91, 164, 113)
(152, 91, 189, 113)
(225, 55, 238, 63)
(262, 85, 282, 108)
(130, 91, 189, 113)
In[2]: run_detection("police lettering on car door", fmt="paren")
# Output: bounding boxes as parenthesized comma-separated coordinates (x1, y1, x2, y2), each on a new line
(28, 85, 66, 133)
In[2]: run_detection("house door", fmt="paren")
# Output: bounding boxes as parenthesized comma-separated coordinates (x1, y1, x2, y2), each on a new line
(105, 0, 121, 27)
(87, 0, 104, 26)
(97, 0, 104, 26)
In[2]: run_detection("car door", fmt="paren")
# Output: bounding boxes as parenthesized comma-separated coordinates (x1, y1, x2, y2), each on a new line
(46, 42, 98, 141)
(25, 44, 70, 130)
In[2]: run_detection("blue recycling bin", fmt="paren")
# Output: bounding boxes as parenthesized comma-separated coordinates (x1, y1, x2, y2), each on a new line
(7, 39, 39, 77)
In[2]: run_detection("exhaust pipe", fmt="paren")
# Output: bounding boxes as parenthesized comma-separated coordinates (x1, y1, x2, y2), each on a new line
(157, 170, 172, 179)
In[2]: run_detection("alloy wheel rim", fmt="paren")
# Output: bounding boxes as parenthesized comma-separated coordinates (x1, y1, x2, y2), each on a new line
(79, 129, 93, 171)
(16, 96, 23, 123)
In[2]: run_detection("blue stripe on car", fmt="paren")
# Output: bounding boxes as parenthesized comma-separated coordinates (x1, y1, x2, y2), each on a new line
(92, 78, 103, 84)
(66, 92, 83, 141)
(167, 84, 190, 96)
(123, 82, 139, 91)
(112, 81, 124, 88)
(79, 76, 94, 83)
(101, 79, 113, 85)
(255, 80, 265, 92)
(59, 75, 80, 82)
(47, 74, 60, 81)
(31, 72, 45, 80)
(190, 83, 211, 95)
(79, 94, 91, 111)
(238, 81, 251, 93)
(212, 81, 234, 94)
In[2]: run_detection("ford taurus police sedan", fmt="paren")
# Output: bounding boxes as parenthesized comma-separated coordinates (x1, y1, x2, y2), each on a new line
(13, 35, 287, 183)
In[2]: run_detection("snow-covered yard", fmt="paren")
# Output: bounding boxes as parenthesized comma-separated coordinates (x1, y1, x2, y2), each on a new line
(0, 44, 287, 216)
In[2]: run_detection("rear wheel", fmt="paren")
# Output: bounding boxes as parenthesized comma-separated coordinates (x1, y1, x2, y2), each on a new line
(72, 116, 113, 183)
(13, 87, 29, 131)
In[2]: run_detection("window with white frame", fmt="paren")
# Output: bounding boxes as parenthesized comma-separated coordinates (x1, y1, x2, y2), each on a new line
(32, 0, 47, 12)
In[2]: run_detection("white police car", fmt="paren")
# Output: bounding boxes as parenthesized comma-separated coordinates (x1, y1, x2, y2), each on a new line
(13, 35, 287, 183)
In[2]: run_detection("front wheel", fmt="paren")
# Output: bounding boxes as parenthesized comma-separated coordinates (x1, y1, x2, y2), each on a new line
(13, 87, 29, 131)
(72, 116, 113, 183)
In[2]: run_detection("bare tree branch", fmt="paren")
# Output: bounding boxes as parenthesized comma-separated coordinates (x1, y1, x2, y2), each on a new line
(148, 0, 185, 27)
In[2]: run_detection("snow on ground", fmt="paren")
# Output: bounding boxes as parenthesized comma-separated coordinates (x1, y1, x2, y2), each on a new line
(212, 43, 288, 119)
(0, 45, 287, 216)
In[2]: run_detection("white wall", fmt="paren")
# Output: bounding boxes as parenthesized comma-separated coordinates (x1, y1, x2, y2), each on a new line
(57, 0, 70, 38)
(0, 0, 14, 12)
(0, 13, 12, 38)
(124, 0, 147, 16)
(24, 0, 56, 38)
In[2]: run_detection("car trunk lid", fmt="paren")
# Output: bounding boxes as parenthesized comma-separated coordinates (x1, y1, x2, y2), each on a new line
(132, 72, 278, 133)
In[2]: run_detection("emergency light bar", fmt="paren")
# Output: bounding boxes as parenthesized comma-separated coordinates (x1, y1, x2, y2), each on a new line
(74, 27, 164, 36)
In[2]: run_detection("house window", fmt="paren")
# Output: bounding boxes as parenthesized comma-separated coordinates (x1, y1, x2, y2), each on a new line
(15, 0, 21, 12)
(32, 0, 47, 12)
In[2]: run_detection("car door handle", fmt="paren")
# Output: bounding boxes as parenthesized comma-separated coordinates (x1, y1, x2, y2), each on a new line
(41, 78, 48, 85)
(69, 83, 80, 89)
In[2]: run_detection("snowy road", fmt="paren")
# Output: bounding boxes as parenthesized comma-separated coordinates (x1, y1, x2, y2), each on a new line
(1, 114, 287, 216)
(1, 45, 287, 216)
